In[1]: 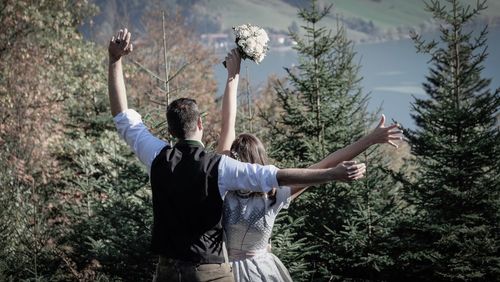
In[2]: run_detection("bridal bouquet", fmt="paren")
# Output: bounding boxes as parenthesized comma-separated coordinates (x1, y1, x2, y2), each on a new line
(224, 24, 270, 67)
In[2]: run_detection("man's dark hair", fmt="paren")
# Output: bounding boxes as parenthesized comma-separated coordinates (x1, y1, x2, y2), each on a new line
(166, 98, 200, 139)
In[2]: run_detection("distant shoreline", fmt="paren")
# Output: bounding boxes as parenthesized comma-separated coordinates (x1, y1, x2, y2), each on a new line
(210, 18, 500, 55)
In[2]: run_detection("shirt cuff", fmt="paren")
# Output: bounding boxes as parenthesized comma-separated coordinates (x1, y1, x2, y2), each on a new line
(113, 109, 143, 125)
(113, 109, 143, 140)
(267, 165, 280, 190)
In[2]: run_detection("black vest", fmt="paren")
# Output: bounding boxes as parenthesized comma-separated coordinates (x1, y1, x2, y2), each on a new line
(150, 140, 224, 263)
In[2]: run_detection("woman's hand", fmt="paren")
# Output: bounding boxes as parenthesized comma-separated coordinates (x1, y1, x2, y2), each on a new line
(109, 28, 133, 62)
(225, 48, 241, 79)
(367, 114, 404, 148)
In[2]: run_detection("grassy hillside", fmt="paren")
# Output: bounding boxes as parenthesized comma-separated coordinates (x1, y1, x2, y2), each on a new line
(193, 0, 500, 39)
(87, 0, 500, 43)
(334, 0, 500, 27)
(193, 0, 300, 32)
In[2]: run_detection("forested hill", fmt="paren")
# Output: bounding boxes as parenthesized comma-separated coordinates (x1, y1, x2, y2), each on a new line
(88, 0, 500, 42)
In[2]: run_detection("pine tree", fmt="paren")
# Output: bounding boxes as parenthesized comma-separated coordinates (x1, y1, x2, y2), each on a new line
(53, 127, 155, 281)
(271, 213, 316, 280)
(264, 0, 407, 280)
(401, 0, 500, 280)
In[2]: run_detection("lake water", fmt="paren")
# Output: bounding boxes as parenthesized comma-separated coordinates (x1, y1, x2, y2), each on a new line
(213, 27, 500, 129)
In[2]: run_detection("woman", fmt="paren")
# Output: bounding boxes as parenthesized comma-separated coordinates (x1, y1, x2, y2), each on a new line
(218, 49, 403, 281)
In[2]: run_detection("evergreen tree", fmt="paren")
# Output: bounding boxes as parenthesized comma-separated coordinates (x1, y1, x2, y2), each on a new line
(401, 0, 500, 280)
(264, 0, 407, 280)
(271, 214, 316, 281)
(53, 127, 155, 281)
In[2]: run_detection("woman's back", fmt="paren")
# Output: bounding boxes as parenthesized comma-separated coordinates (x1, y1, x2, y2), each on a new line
(223, 188, 293, 282)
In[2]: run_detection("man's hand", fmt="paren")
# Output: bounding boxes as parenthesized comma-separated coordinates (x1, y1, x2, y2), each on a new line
(330, 161, 366, 181)
(367, 114, 404, 148)
(109, 28, 133, 62)
(108, 28, 133, 116)
(225, 48, 241, 79)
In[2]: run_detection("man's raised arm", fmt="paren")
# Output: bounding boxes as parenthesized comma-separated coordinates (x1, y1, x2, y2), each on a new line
(107, 28, 168, 172)
(108, 28, 133, 117)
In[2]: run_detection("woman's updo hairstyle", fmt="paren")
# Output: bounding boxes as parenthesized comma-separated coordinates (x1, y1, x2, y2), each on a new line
(230, 133, 268, 166)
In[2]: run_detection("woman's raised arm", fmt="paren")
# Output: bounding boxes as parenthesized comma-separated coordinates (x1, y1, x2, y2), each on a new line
(290, 114, 403, 199)
(216, 49, 242, 155)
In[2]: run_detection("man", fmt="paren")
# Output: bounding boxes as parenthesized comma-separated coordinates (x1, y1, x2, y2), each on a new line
(108, 28, 366, 282)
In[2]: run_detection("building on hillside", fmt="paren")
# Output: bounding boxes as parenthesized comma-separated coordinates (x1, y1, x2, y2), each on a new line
(200, 33, 229, 49)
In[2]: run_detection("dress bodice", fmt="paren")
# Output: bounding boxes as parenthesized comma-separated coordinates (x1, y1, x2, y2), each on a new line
(222, 187, 291, 256)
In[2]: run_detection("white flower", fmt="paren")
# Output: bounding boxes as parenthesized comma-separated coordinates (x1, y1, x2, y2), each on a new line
(232, 24, 269, 64)
(235, 24, 252, 38)
(240, 29, 251, 39)
(256, 29, 269, 41)
(243, 46, 251, 55)
(249, 25, 260, 35)
(249, 38, 259, 49)
(254, 43, 264, 55)
(257, 32, 269, 44)
(237, 38, 247, 48)
(255, 53, 265, 63)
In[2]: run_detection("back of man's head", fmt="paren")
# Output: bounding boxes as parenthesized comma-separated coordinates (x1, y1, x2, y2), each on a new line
(166, 98, 200, 139)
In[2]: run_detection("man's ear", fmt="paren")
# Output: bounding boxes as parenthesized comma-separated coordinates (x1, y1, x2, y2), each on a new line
(197, 116, 204, 131)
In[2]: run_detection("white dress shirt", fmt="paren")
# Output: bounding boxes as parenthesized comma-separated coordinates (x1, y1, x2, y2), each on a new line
(113, 109, 280, 199)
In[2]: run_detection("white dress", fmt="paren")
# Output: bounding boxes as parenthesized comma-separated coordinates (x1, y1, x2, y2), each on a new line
(223, 187, 293, 282)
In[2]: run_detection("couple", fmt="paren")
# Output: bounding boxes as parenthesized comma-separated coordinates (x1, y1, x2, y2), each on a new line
(108, 29, 402, 282)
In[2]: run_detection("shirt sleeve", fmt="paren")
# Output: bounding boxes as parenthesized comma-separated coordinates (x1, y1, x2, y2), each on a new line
(217, 155, 280, 199)
(113, 109, 169, 173)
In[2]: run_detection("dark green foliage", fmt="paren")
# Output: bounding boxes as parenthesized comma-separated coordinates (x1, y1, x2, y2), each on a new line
(270, 2, 368, 167)
(54, 128, 155, 281)
(272, 213, 316, 280)
(401, 0, 500, 280)
(265, 0, 407, 280)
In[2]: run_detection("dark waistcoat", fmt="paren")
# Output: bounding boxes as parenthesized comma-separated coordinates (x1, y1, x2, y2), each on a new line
(150, 140, 224, 263)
